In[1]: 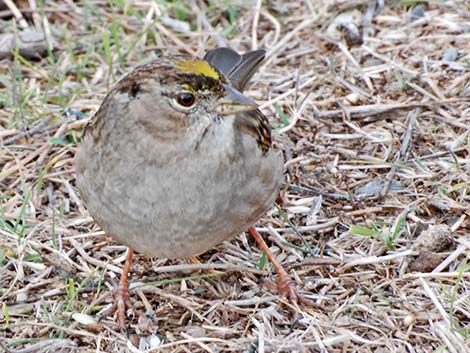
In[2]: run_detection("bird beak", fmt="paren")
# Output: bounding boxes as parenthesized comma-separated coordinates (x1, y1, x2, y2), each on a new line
(215, 84, 258, 115)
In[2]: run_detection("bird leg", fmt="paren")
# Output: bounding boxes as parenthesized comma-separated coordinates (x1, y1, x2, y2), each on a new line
(248, 226, 312, 306)
(115, 247, 134, 331)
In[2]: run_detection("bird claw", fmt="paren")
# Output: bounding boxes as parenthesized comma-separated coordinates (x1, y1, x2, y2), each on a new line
(115, 285, 130, 333)
(277, 272, 314, 306)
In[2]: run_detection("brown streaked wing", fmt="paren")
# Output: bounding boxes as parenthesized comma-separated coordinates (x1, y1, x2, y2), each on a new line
(234, 109, 272, 154)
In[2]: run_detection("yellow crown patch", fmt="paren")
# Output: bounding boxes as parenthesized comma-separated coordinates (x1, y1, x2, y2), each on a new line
(175, 60, 220, 80)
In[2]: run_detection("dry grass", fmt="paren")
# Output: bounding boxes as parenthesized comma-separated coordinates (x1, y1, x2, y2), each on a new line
(1, 1, 470, 352)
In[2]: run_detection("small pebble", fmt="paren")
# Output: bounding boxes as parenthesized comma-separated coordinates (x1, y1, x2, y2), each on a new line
(411, 224, 453, 252)
(71, 312, 98, 326)
(345, 93, 360, 104)
(442, 48, 458, 62)
(409, 251, 447, 272)
(64, 108, 86, 120)
(411, 5, 425, 21)
(149, 335, 162, 349)
(354, 179, 402, 198)
(404, 314, 415, 326)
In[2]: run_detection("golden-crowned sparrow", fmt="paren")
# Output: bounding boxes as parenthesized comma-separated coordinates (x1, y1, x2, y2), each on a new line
(75, 47, 310, 327)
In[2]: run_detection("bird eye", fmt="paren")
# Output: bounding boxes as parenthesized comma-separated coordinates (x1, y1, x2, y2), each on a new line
(176, 92, 196, 108)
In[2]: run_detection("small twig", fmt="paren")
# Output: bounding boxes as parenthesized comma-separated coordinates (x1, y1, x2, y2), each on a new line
(287, 257, 342, 270)
(251, 0, 262, 50)
(259, 9, 281, 48)
(419, 278, 451, 326)
(408, 147, 466, 163)
(260, 75, 317, 110)
(2, 117, 81, 145)
(284, 183, 350, 201)
(137, 286, 211, 324)
(180, 332, 216, 353)
(69, 238, 123, 274)
(361, 44, 419, 77)
(256, 217, 338, 234)
(404, 272, 470, 279)
(154, 21, 196, 56)
(344, 206, 387, 217)
(151, 262, 266, 275)
(0, 339, 77, 353)
(188, 0, 226, 49)
(3, 0, 28, 28)
(337, 41, 374, 92)
(275, 204, 316, 255)
(313, 100, 468, 120)
(338, 249, 413, 272)
(266, 226, 303, 259)
(265, 18, 316, 66)
(431, 244, 467, 274)
(27, 0, 41, 29)
(278, 91, 312, 134)
(382, 108, 419, 196)
(224, 296, 279, 306)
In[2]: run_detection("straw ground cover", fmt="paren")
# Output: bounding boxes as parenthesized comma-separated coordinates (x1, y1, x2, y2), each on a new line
(1, 1, 469, 352)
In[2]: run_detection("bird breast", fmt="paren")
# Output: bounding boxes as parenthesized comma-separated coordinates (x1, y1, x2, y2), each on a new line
(76, 115, 282, 258)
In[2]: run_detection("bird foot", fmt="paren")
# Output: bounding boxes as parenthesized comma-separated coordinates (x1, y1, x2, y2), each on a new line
(97, 285, 131, 333)
(115, 282, 131, 332)
(106, 248, 134, 333)
(248, 226, 313, 306)
(277, 271, 314, 306)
